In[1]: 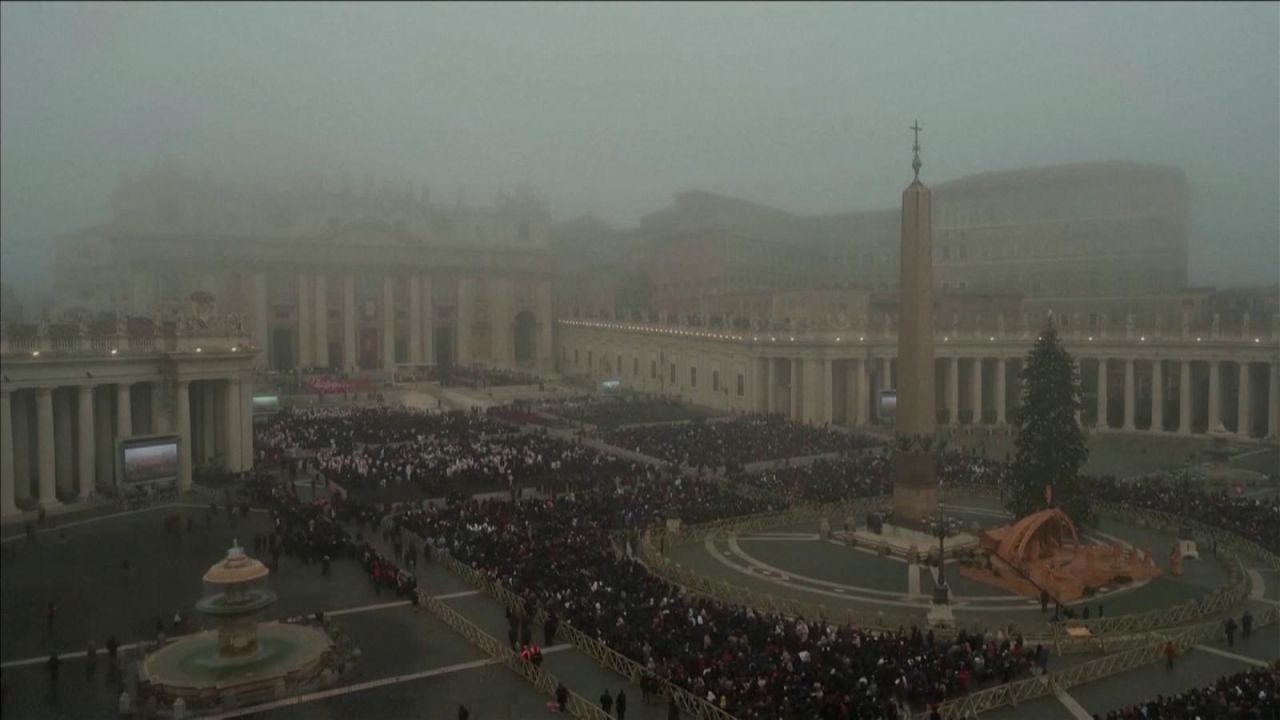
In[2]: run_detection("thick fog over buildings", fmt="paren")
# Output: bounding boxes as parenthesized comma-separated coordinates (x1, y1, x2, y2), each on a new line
(1, 1, 1277, 307)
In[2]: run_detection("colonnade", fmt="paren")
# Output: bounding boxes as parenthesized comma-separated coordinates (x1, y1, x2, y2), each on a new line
(558, 322, 1280, 441)
(257, 271, 553, 372)
(0, 376, 252, 517)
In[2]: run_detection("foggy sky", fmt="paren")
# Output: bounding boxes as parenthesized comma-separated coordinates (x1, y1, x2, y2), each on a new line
(2, 2, 1277, 297)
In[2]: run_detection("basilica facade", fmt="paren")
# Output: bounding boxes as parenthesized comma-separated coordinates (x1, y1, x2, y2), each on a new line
(51, 161, 557, 373)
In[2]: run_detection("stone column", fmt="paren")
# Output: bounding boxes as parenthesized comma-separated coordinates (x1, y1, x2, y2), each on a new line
(54, 389, 73, 495)
(36, 388, 58, 508)
(1122, 358, 1136, 431)
(297, 273, 313, 369)
(856, 357, 870, 426)
(492, 277, 512, 367)
(1268, 362, 1279, 440)
(13, 394, 31, 503)
(382, 275, 396, 371)
(790, 360, 802, 421)
(844, 361, 859, 427)
(803, 358, 822, 424)
(314, 274, 329, 369)
(1096, 358, 1108, 430)
(116, 383, 132, 441)
(1207, 360, 1221, 432)
(77, 386, 95, 499)
(0, 391, 16, 516)
(766, 358, 776, 413)
(408, 276, 422, 364)
(1151, 361, 1164, 433)
(343, 274, 357, 370)
(240, 378, 254, 472)
(94, 387, 113, 489)
(537, 280, 554, 370)
(150, 383, 167, 434)
(995, 358, 1007, 426)
(821, 359, 834, 425)
(422, 275, 435, 365)
(1178, 360, 1192, 435)
(881, 357, 893, 390)
(946, 357, 960, 426)
(253, 271, 268, 361)
(970, 358, 983, 425)
(1237, 362, 1251, 438)
(202, 382, 217, 465)
(176, 380, 192, 490)
(456, 276, 472, 367)
(223, 379, 242, 473)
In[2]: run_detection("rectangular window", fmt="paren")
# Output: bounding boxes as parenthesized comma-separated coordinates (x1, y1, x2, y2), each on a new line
(633, 358, 639, 376)
(942, 246, 950, 261)
(617, 355, 622, 374)
(737, 374, 745, 396)
(587, 351, 593, 368)
(574, 349, 579, 365)
(712, 371, 720, 392)
(670, 363, 676, 383)
(690, 367, 697, 388)
(651, 360, 657, 379)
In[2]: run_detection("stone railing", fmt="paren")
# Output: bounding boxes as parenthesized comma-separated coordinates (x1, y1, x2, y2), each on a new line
(1, 331, 253, 357)
(558, 313, 1280, 348)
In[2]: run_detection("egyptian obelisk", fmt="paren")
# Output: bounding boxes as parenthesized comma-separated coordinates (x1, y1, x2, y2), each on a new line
(892, 120, 938, 524)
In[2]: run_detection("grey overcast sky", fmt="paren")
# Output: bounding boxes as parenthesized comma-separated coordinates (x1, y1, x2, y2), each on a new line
(2, 1, 1277, 293)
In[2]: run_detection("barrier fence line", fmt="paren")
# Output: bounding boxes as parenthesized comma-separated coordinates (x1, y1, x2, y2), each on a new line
(934, 605, 1280, 719)
(414, 587, 616, 720)
(409, 535, 737, 720)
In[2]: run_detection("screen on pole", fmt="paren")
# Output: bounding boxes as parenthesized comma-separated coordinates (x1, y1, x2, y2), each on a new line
(120, 435, 180, 485)
(878, 390, 897, 423)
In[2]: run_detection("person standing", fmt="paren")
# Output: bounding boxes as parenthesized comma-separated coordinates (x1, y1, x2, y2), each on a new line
(85, 642, 97, 680)
(1163, 640, 1176, 670)
(599, 689, 613, 717)
(556, 682, 569, 712)
(1242, 609, 1253, 639)
(544, 612, 559, 646)
(616, 689, 627, 720)
(46, 653, 60, 701)
(1224, 616, 1238, 648)
(45, 601, 56, 637)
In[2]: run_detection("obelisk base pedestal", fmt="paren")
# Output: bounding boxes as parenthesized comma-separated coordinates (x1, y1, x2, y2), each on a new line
(892, 484, 938, 526)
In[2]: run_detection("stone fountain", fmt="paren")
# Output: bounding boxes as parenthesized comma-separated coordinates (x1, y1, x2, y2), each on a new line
(139, 541, 334, 709)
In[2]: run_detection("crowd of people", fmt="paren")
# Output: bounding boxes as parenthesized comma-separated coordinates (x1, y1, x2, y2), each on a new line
(241, 404, 1280, 719)
(730, 455, 892, 505)
(440, 366, 542, 388)
(601, 414, 883, 469)
(385, 481, 1033, 717)
(1097, 664, 1279, 719)
(259, 407, 648, 499)
(1086, 474, 1280, 554)
(540, 395, 719, 428)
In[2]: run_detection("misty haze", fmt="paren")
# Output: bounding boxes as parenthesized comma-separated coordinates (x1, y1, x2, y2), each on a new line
(1, 4, 1277, 720)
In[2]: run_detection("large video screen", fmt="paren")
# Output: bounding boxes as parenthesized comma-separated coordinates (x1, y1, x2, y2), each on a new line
(878, 390, 897, 422)
(120, 435, 180, 485)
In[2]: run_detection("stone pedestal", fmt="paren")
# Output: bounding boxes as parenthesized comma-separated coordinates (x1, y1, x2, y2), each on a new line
(893, 451, 937, 525)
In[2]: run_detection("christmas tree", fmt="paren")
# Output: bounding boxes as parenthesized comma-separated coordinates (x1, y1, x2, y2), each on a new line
(1008, 321, 1092, 522)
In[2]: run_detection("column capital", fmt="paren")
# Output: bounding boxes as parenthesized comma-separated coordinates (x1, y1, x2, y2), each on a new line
(36, 386, 52, 398)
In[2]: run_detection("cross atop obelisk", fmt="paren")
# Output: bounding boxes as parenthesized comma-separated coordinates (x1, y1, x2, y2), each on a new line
(910, 119, 923, 179)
